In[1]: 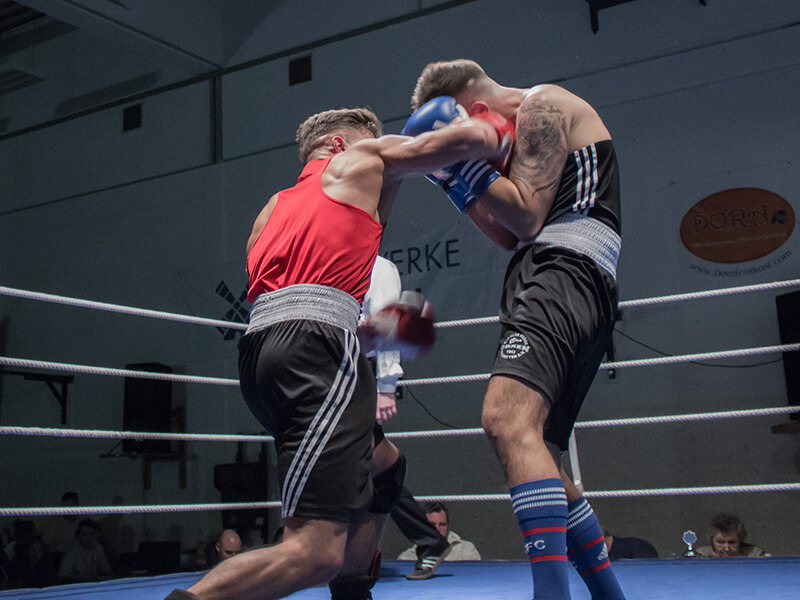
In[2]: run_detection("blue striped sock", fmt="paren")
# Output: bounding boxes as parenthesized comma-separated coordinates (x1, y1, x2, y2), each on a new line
(566, 497, 625, 599)
(511, 478, 571, 599)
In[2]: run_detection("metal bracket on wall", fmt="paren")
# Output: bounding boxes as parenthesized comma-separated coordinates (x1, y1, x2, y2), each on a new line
(0, 369, 73, 423)
(585, 0, 707, 34)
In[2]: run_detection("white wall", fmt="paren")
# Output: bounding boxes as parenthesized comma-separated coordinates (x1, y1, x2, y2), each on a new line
(2, 0, 799, 562)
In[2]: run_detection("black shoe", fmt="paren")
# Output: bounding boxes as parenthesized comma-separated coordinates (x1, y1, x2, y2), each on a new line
(164, 590, 200, 600)
(405, 541, 458, 580)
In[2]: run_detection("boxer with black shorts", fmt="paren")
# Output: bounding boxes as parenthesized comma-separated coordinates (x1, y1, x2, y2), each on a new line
(410, 61, 626, 600)
(165, 105, 512, 600)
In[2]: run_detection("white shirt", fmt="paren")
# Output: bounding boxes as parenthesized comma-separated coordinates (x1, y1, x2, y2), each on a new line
(361, 256, 404, 393)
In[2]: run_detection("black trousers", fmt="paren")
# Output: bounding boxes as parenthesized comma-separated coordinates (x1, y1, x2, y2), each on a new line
(390, 486, 448, 559)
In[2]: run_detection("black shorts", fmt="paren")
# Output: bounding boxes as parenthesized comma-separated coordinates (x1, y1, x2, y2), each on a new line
(492, 244, 618, 450)
(238, 318, 376, 523)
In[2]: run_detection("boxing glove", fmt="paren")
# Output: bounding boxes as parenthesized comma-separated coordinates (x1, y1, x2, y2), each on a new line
(425, 170, 478, 213)
(403, 97, 506, 212)
(358, 291, 435, 361)
(401, 96, 467, 136)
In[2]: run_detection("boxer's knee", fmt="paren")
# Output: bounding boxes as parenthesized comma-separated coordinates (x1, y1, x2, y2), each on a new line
(482, 376, 549, 442)
(281, 519, 347, 583)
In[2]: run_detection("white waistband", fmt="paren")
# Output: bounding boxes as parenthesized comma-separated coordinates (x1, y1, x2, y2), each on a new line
(247, 284, 361, 335)
(522, 213, 620, 279)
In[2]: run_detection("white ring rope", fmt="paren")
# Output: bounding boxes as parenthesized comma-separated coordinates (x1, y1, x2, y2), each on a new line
(434, 278, 800, 328)
(599, 343, 799, 370)
(2, 406, 796, 442)
(575, 405, 800, 428)
(2, 279, 798, 331)
(0, 502, 280, 518)
(398, 343, 800, 386)
(3, 482, 800, 518)
(2, 343, 798, 389)
(3, 341, 797, 390)
(0, 286, 248, 330)
(417, 483, 800, 502)
(0, 356, 239, 386)
(0, 426, 273, 443)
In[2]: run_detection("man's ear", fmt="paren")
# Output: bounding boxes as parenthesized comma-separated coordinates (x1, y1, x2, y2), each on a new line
(470, 101, 490, 116)
(331, 135, 346, 154)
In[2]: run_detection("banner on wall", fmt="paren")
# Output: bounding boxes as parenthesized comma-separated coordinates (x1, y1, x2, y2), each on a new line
(379, 219, 510, 321)
(679, 187, 795, 277)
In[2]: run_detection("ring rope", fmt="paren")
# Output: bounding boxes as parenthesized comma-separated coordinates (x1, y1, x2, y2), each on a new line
(3, 482, 800, 518)
(2, 343, 797, 389)
(0, 285, 248, 331)
(416, 483, 800, 502)
(2, 406, 796, 442)
(399, 343, 800, 386)
(0, 426, 273, 443)
(0, 356, 239, 386)
(2, 278, 798, 331)
(435, 278, 800, 328)
(599, 343, 799, 370)
(0, 502, 280, 518)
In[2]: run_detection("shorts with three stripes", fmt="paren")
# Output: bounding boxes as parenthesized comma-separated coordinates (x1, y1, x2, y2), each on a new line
(238, 318, 376, 522)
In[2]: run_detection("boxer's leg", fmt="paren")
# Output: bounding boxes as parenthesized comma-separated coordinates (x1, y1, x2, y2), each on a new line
(483, 375, 571, 600)
(184, 517, 347, 600)
(328, 435, 402, 599)
(562, 470, 625, 600)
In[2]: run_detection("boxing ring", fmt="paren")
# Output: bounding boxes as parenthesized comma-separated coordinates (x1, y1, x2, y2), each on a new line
(2, 279, 800, 599)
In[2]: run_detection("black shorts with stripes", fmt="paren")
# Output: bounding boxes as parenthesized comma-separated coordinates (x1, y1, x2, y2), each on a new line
(492, 244, 618, 450)
(238, 318, 376, 523)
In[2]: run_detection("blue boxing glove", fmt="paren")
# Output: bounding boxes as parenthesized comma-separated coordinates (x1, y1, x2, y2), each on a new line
(403, 97, 501, 213)
(450, 159, 501, 205)
(434, 171, 478, 213)
(401, 96, 467, 136)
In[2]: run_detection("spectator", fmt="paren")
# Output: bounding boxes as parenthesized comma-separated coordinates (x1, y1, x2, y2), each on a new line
(398, 502, 481, 562)
(58, 519, 113, 582)
(602, 528, 658, 560)
(10, 535, 57, 589)
(97, 495, 136, 571)
(0, 546, 11, 590)
(696, 513, 766, 558)
(39, 492, 81, 557)
(205, 530, 243, 567)
(4, 520, 37, 562)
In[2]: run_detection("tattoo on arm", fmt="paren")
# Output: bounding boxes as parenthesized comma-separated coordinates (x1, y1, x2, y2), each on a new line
(510, 99, 568, 199)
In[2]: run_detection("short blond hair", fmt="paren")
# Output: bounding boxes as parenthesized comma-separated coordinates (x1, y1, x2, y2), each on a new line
(411, 59, 486, 110)
(296, 108, 382, 163)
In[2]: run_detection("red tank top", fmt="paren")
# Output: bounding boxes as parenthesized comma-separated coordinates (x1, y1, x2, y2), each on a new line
(247, 156, 384, 304)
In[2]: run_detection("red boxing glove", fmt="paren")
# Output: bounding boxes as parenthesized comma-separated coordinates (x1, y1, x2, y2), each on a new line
(358, 291, 435, 360)
(474, 110, 515, 175)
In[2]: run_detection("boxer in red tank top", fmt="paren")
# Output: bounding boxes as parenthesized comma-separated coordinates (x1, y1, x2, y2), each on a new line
(168, 106, 520, 600)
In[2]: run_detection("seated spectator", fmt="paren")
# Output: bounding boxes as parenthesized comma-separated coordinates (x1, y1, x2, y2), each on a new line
(398, 502, 481, 562)
(10, 535, 57, 589)
(38, 492, 81, 558)
(58, 519, 113, 582)
(602, 527, 658, 560)
(4, 520, 37, 563)
(0, 546, 11, 590)
(205, 530, 243, 567)
(695, 513, 766, 558)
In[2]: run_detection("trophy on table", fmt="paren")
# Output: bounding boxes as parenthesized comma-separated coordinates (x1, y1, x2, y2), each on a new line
(682, 530, 698, 558)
